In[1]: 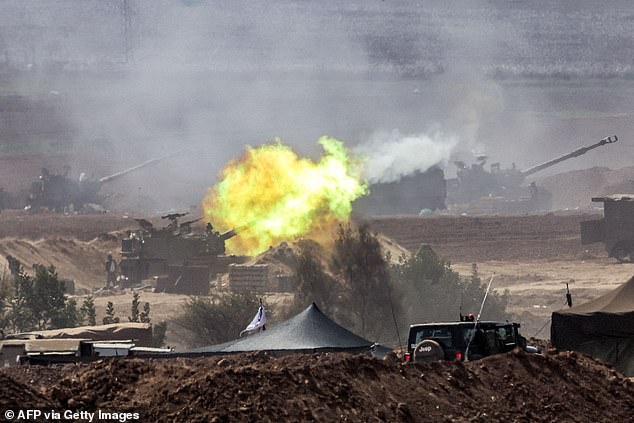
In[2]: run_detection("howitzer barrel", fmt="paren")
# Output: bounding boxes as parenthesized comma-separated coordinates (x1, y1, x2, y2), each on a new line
(219, 225, 247, 241)
(521, 135, 618, 177)
(98, 150, 183, 184)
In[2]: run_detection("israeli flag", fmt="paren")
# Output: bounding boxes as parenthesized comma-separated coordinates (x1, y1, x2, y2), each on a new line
(240, 304, 267, 336)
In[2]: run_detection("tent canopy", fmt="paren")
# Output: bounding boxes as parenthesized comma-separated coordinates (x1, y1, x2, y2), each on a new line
(189, 302, 373, 354)
(551, 276, 634, 376)
(562, 276, 634, 315)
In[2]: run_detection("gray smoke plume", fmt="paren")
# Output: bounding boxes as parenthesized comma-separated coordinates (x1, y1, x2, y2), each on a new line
(354, 130, 457, 184)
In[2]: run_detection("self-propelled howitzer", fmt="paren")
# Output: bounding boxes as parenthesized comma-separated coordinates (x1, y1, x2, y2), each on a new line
(119, 216, 248, 294)
(26, 151, 181, 212)
(448, 136, 619, 212)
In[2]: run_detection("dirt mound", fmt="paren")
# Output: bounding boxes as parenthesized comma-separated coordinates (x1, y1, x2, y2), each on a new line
(1, 350, 630, 422)
(0, 372, 55, 410)
(0, 237, 120, 290)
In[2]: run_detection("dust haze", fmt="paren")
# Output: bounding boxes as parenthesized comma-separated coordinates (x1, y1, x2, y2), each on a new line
(1, 0, 633, 212)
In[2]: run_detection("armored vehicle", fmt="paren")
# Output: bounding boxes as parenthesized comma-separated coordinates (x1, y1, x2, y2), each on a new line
(25, 152, 180, 213)
(119, 213, 247, 294)
(405, 319, 535, 363)
(581, 195, 634, 262)
(448, 136, 618, 214)
(354, 167, 446, 215)
(354, 136, 617, 217)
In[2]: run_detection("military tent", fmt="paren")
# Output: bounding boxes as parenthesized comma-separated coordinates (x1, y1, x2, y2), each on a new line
(551, 276, 634, 376)
(187, 302, 375, 355)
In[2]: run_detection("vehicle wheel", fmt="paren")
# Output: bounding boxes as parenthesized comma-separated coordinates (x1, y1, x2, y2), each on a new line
(412, 339, 445, 362)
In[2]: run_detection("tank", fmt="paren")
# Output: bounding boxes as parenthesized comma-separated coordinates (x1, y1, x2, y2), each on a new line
(448, 136, 618, 214)
(119, 213, 248, 294)
(25, 151, 181, 213)
(581, 195, 634, 262)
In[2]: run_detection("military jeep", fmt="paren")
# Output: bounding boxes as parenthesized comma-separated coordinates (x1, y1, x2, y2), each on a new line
(405, 320, 535, 362)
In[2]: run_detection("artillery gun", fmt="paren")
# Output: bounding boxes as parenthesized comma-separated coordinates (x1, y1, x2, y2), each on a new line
(354, 166, 446, 215)
(119, 213, 248, 294)
(25, 152, 180, 213)
(447, 136, 618, 213)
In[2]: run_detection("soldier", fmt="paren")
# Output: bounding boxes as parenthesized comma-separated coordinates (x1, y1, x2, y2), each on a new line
(105, 253, 118, 288)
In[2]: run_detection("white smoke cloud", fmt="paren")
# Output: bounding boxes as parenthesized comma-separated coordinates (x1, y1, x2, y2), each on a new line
(355, 130, 457, 184)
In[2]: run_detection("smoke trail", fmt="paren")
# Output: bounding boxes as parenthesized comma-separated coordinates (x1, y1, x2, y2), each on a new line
(354, 130, 457, 184)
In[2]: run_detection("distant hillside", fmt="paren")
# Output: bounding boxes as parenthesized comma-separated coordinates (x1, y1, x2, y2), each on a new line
(538, 166, 634, 210)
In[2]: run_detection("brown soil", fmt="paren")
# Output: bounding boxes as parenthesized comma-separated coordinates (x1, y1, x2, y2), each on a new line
(0, 372, 54, 410)
(366, 214, 604, 262)
(1, 350, 633, 422)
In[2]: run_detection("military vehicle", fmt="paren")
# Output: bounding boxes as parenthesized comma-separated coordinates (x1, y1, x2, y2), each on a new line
(354, 167, 446, 215)
(581, 195, 634, 262)
(25, 152, 180, 213)
(119, 213, 247, 294)
(447, 135, 618, 214)
(405, 319, 536, 363)
(354, 136, 617, 216)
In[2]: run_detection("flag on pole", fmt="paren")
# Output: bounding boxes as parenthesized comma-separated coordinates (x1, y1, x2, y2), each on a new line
(240, 301, 267, 336)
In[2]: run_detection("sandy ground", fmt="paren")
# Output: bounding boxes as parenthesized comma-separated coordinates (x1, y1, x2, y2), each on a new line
(451, 259, 634, 337)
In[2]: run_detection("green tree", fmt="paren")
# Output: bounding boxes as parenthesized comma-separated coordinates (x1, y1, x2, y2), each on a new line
(80, 296, 97, 326)
(140, 302, 151, 324)
(173, 293, 268, 348)
(52, 297, 82, 329)
(103, 301, 120, 325)
(7, 269, 35, 332)
(30, 266, 67, 330)
(291, 242, 340, 317)
(6, 265, 79, 332)
(0, 270, 10, 333)
(331, 224, 400, 341)
(391, 245, 509, 329)
(129, 292, 140, 322)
